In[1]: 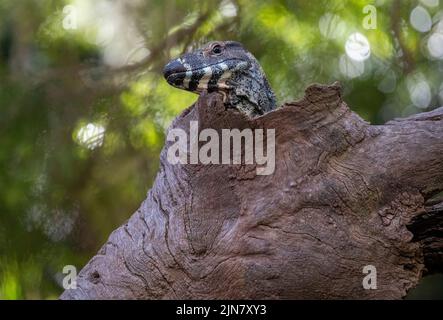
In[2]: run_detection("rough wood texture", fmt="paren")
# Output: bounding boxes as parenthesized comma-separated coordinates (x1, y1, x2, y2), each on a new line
(60, 83, 443, 299)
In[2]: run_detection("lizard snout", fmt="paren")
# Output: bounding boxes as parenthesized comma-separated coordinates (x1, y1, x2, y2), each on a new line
(163, 59, 187, 87)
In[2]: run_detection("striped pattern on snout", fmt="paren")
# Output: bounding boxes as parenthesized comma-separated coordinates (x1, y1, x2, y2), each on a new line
(163, 58, 248, 93)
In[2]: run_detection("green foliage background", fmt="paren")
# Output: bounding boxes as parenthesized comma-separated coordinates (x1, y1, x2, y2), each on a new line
(0, 0, 442, 299)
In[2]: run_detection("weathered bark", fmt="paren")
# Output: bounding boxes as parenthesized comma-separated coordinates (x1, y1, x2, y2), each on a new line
(60, 83, 443, 299)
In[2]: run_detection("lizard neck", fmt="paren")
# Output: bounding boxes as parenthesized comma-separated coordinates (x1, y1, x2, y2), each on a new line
(225, 60, 277, 116)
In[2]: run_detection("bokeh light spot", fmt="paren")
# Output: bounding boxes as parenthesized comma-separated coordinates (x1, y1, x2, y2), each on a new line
(427, 32, 443, 59)
(220, 0, 237, 18)
(407, 75, 432, 109)
(345, 32, 371, 61)
(76, 123, 106, 150)
(410, 6, 432, 33)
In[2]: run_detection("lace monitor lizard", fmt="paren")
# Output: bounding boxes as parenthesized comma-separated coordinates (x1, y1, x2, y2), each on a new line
(163, 41, 276, 117)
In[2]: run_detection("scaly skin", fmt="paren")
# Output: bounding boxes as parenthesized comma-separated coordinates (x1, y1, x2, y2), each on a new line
(163, 41, 276, 117)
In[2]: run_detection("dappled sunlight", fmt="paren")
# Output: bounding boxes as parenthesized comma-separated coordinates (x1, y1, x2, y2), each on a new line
(427, 32, 443, 59)
(75, 122, 106, 150)
(427, 20, 443, 59)
(219, 0, 238, 18)
(345, 32, 371, 61)
(407, 73, 432, 109)
(410, 5, 432, 32)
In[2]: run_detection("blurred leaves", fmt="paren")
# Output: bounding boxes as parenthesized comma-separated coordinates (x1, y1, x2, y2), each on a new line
(1, 0, 443, 299)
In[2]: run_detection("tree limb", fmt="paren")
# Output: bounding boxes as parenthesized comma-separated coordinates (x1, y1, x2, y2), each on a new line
(60, 83, 443, 299)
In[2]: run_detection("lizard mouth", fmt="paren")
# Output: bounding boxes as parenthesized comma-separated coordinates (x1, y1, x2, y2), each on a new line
(164, 58, 249, 88)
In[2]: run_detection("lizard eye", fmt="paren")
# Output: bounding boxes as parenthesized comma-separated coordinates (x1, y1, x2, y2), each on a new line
(211, 44, 223, 55)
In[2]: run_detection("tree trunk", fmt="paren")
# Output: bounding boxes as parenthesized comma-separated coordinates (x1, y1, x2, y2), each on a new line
(60, 83, 443, 299)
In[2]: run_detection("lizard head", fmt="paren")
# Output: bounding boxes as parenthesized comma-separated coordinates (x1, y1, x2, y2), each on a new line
(163, 41, 256, 93)
(163, 40, 276, 115)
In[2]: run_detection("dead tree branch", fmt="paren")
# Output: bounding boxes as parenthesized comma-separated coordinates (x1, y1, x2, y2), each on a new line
(61, 83, 443, 299)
